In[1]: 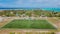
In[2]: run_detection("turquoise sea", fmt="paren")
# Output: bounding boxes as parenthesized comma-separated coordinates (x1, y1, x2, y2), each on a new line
(0, 8, 60, 12)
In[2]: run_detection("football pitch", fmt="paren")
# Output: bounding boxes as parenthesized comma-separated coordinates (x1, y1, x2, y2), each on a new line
(2, 19, 56, 29)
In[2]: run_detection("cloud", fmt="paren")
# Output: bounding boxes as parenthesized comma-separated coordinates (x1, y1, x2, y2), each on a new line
(0, 0, 60, 8)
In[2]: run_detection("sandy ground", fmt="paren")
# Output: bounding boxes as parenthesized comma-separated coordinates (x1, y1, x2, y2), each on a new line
(0, 17, 13, 28)
(0, 29, 54, 34)
(0, 17, 60, 34)
(47, 17, 60, 28)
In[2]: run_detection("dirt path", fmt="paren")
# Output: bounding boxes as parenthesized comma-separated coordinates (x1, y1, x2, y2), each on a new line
(0, 29, 54, 34)
(0, 17, 13, 28)
(47, 17, 60, 28)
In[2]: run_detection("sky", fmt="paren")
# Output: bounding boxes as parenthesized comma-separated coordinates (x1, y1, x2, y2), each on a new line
(0, 0, 60, 8)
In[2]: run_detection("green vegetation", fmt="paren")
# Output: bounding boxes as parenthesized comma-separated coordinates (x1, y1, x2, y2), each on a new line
(2, 19, 56, 29)
(17, 32, 21, 34)
(57, 17, 60, 19)
(10, 32, 15, 34)
(9, 32, 55, 34)
(26, 32, 33, 34)
(0, 10, 60, 17)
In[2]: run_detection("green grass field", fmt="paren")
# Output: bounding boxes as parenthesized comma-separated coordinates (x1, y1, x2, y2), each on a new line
(2, 19, 56, 29)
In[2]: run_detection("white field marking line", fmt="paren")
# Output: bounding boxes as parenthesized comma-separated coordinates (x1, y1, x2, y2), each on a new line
(0, 19, 14, 28)
(46, 19, 58, 29)
(53, 17, 60, 28)
(50, 17, 60, 27)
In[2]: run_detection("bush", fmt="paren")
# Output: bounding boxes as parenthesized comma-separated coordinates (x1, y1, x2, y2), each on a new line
(10, 32, 15, 34)
(17, 32, 21, 34)
(26, 32, 33, 34)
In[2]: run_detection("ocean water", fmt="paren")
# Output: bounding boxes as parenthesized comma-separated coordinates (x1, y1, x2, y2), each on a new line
(42, 8, 60, 12)
(0, 8, 60, 12)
